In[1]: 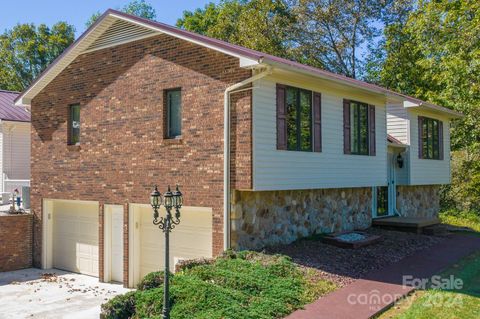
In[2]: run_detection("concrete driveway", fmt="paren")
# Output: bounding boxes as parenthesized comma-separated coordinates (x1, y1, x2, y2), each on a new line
(0, 268, 130, 319)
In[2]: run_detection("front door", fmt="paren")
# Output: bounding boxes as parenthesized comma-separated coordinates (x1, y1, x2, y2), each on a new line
(387, 152, 397, 216)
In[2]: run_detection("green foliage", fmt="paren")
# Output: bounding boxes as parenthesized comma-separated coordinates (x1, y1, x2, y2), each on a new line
(102, 251, 336, 319)
(440, 210, 480, 233)
(372, 0, 480, 214)
(137, 271, 165, 291)
(177, 0, 296, 60)
(0, 22, 75, 91)
(86, 0, 157, 28)
(100, 290, 137, 319)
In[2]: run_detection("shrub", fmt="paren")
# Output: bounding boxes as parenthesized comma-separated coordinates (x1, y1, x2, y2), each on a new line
(100, 290, 137, 319)
(101, 251, 337, 319)
(137, 271, 166, 291)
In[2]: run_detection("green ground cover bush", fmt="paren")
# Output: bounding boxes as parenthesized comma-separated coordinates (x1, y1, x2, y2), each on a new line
(101, 251, 336, 319)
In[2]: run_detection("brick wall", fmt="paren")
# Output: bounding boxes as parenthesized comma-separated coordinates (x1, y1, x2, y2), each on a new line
(0, 214, 33, 272)
(31, 34, 252, 279)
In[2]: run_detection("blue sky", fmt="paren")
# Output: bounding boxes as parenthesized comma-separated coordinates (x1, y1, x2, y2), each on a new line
(0, 0, 217, 36)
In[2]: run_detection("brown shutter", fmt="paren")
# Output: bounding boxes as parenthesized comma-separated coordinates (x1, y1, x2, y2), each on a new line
(313, 92, 322, 152)
(343, 99, 351, 154)
(418, 116, 424, 159)
(368, 105, 376, 156)
(276, 84, 287, 150)
(439, 120, 444, 160)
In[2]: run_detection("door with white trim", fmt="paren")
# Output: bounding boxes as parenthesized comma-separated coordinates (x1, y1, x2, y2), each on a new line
(105, 205, 124, 283)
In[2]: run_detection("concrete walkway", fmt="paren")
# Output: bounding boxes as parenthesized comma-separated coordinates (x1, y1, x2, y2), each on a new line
(0, 268, 130, 319)
(287, 234, 480, 319)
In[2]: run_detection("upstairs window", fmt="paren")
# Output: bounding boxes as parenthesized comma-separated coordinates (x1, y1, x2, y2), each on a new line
(418, 116, 443, 160)
(68, 104, 80, 145)
(343, 99, 376, 156)
(166, 89, 182, 138)
(276, 84, 322, 152)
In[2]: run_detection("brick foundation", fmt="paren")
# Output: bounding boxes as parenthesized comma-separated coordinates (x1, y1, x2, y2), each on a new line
(0, 213, 33, 272)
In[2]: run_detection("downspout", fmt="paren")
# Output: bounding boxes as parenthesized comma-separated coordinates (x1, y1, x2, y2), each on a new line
(223, 66, 272, 251)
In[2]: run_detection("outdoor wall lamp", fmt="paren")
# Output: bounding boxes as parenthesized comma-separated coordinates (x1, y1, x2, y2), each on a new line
(397, 153, 404, 168)
(150, 184, 183, 319)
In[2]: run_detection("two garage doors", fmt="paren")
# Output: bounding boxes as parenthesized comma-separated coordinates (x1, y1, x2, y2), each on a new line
(43, 199, 213, 287)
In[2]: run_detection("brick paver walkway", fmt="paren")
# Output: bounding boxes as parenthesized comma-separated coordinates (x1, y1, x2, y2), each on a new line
(287, 234, 480, 319)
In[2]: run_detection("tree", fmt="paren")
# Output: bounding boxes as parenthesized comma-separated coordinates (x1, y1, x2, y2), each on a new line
(0, 22, 75, 91)
(375, 0, 480, 212)
(289, 0, 413, 79)
(86, 0, 157, 28)
(178, 0, 412, 79)
(177, 0, 296, 60)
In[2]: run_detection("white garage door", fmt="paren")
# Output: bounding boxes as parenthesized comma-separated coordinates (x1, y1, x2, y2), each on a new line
(132, 205, 212, 281)
(52, 201, 99, 277)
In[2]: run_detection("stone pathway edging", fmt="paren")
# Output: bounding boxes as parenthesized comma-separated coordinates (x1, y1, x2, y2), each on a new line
(286, 234, 480, 319)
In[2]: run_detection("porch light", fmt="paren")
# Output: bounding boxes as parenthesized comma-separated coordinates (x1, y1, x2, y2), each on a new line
(397, 154, 404, 168)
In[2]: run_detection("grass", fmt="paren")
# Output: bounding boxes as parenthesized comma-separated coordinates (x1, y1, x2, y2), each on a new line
(440, 210, 480, 236)
(101, 251, 336, 319)
(378, 251, 480, 319)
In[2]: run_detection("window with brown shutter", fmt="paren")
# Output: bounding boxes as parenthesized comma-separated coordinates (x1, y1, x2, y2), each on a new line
(344, 100, 375, 156)
(418, 116, 443, 160)
(276, 84, 287, 150)
(313, 92, 322, 152)
(276, 84, 320, 152)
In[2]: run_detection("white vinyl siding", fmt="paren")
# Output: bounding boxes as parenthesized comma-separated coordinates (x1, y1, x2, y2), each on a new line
(408, 110, 451, 185)
(252, 77, 387, 190)
(2, 122, 31, 180)
(386, 102, 409, 144)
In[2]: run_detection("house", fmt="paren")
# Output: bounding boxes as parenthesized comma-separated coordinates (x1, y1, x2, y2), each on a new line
(14, 9, 462, 288)
(0, 90, 31, 198)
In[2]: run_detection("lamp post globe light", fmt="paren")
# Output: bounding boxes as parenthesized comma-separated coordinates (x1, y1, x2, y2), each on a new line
(150, 185, 183, 319)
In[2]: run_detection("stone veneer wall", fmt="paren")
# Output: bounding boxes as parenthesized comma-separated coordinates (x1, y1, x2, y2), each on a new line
(230, 188, 372, 250)
(396, 185, 440, 217)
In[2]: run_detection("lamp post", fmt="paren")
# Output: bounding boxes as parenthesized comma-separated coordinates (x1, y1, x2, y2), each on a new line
(150, 185, 183, 319)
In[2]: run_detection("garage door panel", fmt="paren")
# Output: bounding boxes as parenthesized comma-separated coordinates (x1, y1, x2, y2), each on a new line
(136, 205, 213, 280)
(52, 201, 99, 277)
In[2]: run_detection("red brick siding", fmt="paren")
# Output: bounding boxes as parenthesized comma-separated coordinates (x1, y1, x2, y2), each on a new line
(0, 214, 33, 272)
(31, 34, 252, 283)
(230, 90, 253, 190)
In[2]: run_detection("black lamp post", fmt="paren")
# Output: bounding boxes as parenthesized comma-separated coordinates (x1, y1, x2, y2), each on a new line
(150, 185, 183, 319)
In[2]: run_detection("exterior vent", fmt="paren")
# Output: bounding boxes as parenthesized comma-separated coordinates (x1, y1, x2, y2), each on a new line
(85, 19, 160, 52)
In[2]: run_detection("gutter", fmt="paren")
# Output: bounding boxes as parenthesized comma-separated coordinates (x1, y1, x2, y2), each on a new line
(223, 66, 272, 251)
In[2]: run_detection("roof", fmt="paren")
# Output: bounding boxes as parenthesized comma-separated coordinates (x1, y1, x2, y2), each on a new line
(387, 134, 407, 148)
(15, 9, 463, 119)
(0, 90, 31, 122)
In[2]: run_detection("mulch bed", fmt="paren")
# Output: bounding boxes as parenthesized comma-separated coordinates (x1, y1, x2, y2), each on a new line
(264, 228, 444, 287)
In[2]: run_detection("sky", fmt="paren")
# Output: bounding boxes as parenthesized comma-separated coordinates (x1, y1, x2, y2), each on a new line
(0, 0, 217, 37)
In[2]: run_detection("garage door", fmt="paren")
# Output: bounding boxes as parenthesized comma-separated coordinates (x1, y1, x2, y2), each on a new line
(132, 205, 212, 281)
(52, 201, 99, 277)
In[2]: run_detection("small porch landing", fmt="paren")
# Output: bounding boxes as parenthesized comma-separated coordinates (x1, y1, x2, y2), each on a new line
(372, 216, 441, 234)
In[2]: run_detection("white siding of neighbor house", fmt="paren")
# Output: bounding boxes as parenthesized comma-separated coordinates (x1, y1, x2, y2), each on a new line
(386, 102, 409, 144)
(408, 110, 451, 185)
(252, 76, 388, 191)
(2, 122, 31, 181)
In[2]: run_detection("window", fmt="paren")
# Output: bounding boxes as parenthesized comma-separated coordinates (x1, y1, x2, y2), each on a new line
(343, 99, 375, 156)
(419, 116, 443, 160)
(276, 84, 321, 152)
(286, 86, 312, 151)
(350, 101, 369, 155)
(68, 104, 80, 145)
(166, 89, 182, 138)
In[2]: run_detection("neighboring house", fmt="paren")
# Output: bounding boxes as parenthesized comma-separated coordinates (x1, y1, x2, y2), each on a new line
(14, 9, 462, 288)
(0, 90, 31, 196)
